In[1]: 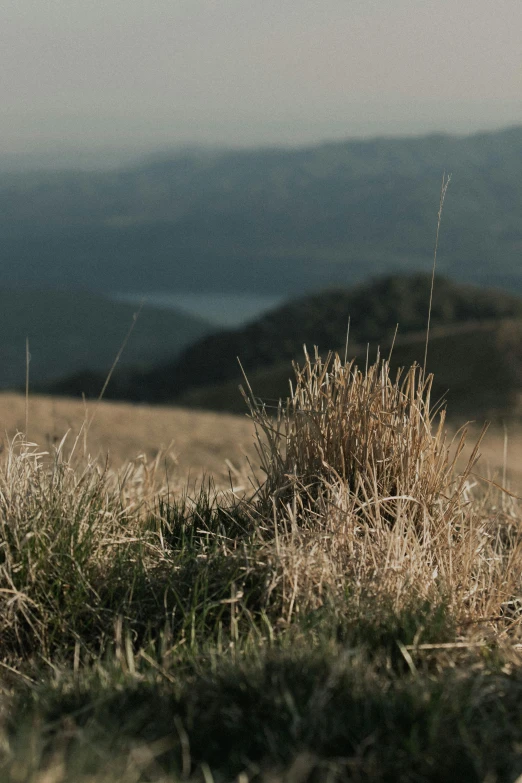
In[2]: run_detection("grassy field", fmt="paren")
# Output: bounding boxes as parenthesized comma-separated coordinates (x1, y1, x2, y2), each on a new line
(1, 356, 522, 782)
(1, 388, 521, 490)
(0, 392, 256, 487)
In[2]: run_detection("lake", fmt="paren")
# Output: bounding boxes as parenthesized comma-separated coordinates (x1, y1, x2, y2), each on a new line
(113, 292, 286, 327)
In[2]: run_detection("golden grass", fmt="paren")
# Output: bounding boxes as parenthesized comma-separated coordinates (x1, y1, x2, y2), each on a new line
(0, 392, 255, 486)
(0, 386, 520, 496)
(244, 350, 522, 634)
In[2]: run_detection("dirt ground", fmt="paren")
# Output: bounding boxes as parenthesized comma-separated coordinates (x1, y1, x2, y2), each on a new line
(0, 392, 520, 496)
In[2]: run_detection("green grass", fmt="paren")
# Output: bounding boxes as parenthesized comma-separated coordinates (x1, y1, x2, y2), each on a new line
(4, 640, 522, 782)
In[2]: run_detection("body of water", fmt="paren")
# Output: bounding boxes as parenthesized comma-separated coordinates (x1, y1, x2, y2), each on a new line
(113, 292, 286, 328)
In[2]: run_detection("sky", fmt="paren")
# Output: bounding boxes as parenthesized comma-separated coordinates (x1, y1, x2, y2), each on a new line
(2, 0, 522, 166)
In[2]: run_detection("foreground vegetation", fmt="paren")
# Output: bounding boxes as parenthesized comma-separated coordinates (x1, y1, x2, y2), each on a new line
(2, 352, 522, 781)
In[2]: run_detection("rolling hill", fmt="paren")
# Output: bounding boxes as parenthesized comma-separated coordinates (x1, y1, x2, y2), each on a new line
(0, 288, 214, 388)
(45, 274, 522, 420)
(144, 273, 522, 400)
(176, 320, 522, 420)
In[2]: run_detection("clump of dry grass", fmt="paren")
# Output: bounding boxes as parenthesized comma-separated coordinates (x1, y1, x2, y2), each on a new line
(246, 349, 469, 517)
(245, 350, 522, 635)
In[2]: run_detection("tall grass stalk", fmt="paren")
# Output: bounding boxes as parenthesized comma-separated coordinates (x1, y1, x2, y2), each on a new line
(423, 172, 451, 375)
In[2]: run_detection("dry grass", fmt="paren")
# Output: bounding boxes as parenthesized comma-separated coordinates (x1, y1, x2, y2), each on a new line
(244, 350, 522, 634)
(0, 392, 255, 486)
(4, 396, 522, 490)
(0, 389, 519, 491)
(2, 353, 522, 780)
(246, 348, 465, 511)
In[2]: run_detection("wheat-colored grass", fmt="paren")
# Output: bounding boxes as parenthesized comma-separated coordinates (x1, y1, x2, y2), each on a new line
(0, 390, 519, 490)
(0, 392, 255, 485)
(244, 350, 522, 634)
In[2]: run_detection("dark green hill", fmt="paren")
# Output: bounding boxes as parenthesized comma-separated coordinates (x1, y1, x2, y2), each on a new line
(2, 126, 522, 295)
(176, 320, 522, 420)
(0, 289, 214, 388)
(45, 274, 522, 420)
(138, 273, 522, 401)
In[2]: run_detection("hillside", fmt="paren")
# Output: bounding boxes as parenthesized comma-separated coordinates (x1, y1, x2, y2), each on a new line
(177, 320, 522, 420)
(0, 288, 214, 388)
(46, 274, 522, 421)
(146, 273, 522, 400)
(0, 392, 254, 485)
(2, 126, 522, 296)
(0, 390, 519, 488)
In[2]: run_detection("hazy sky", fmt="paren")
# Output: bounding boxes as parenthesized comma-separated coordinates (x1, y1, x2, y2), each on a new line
(2, 0, 522, 164)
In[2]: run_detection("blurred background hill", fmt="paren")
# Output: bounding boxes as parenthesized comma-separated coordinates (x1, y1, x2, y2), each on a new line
(145, 273, 522, 395)
(0, 289, 214, 388)
(2, 126, 522, 421)
(2, 127, 522, 298)
(44, 273, 522, 421)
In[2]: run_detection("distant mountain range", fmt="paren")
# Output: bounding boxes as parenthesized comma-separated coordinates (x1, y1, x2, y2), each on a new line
(0, 289, 214, 388)
(45, 274, 522, 420)
(2, 126, 522, 296)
